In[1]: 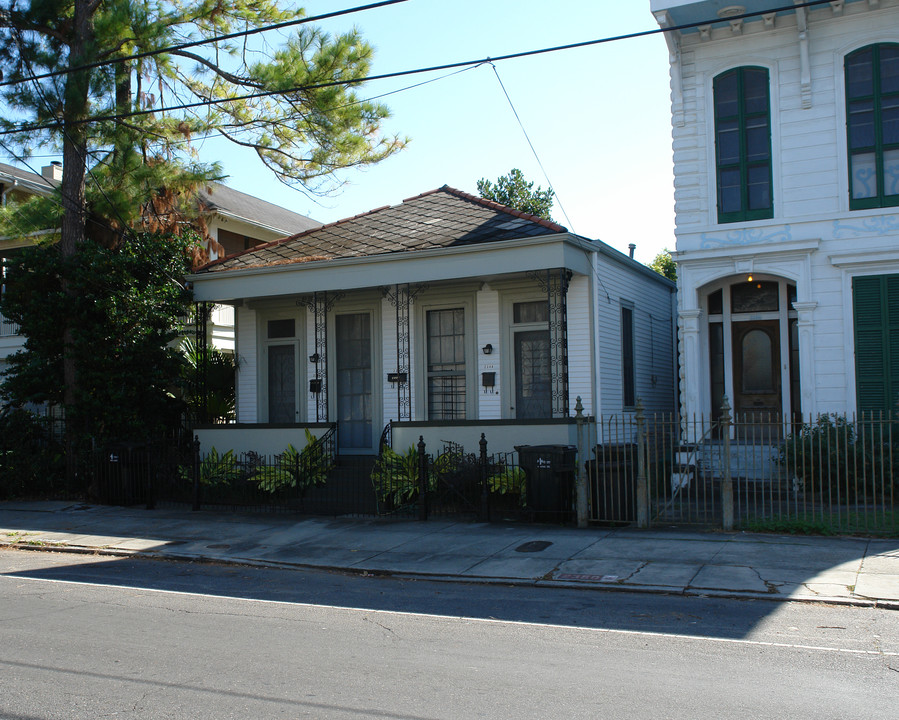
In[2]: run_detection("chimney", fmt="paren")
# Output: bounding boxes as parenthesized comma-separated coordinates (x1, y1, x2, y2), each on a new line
(41, 161, 62, 182)
(628, 243, 636, 259)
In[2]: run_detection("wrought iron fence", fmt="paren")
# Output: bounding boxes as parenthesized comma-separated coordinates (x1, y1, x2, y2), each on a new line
(583, 407, 898, 535)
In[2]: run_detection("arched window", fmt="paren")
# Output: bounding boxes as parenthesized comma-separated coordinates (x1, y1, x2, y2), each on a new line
(713, 67, 773, 223)
(845, 44, 899, 209)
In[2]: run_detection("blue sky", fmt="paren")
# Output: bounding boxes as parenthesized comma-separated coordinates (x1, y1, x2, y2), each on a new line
(196, 1, 677, 263)
(8, 1, 677, 263)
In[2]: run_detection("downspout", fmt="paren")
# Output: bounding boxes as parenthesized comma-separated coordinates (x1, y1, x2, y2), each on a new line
(1, 178, 18, 205)
(591, 250, 602, 419)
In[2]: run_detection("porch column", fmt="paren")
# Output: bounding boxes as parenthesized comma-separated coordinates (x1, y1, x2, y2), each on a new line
(299, 291, 342, 422)
(680, 309, 703, 442)
(793, 301, 818, 418)
(381, 283, 427, 421)
(529, 268, 571, 418)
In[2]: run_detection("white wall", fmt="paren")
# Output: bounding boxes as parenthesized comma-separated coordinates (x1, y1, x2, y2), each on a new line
(668, 2, 899, 416)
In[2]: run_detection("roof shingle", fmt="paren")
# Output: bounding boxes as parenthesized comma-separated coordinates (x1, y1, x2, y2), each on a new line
(198, 185, 566, 273)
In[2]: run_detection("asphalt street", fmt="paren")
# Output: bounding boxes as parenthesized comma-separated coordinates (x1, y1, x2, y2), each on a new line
(1, 549, 897, 720)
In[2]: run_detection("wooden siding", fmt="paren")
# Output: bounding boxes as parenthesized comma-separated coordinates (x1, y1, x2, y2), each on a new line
(236, 305, 257, 423)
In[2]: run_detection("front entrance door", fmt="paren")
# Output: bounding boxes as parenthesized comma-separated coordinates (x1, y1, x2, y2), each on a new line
(514, 329, 551, 419)
(335, 313, 372, 452)
(732, 320, 781, 433)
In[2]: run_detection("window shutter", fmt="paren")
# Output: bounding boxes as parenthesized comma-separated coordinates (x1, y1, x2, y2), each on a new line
(853, 275, 898, 414)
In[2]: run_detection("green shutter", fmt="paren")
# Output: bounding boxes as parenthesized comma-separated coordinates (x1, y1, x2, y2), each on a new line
(853, 274, 899, 414)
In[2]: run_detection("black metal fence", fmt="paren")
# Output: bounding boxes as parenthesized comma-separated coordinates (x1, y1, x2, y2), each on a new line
(585, 406, 899, 535)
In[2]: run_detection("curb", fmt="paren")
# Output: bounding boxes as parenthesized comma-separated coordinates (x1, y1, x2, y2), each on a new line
(4, 540, 896, 610)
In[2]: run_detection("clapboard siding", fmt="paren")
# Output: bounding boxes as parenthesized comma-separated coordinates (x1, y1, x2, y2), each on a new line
(236, 305, 257, 423)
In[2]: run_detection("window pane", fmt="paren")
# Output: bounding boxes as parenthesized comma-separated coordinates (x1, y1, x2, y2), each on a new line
(849, 100, 876, 149)
(513, 301, 548, 324)
(851, 152, 878, 199)
(267, 318, 295, 339)
(732, 281, 779, 313)
(881, 46, 899, 94)
(883, 96, 899, 144)
(515, 330, 551, 419)
(885, 149, 899, 197)
(743, 69, 769, 114)
(747, 164, 771, 210)
(716, 121, 739, 164)
(707, 289, 723, 315)
(714, 72, 738, 118)
(621, 307, 635, 408)
(847, 49, 874, 98)
(742, 329, 775, 393)
(719, 169, 742, 214)
(746, 118, 770, 161)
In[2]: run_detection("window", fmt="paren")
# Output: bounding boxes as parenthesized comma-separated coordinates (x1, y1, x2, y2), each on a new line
(845, 44, 899, 209)
(621, 305, 635, 409)
(426, 308, 466, 419)
(853, 274, 899, 414)
(714, 67, 773, 223)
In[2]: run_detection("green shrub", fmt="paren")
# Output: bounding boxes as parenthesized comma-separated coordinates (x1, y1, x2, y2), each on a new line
(251, 429, 332, 494)
(779, 415, 899, 501)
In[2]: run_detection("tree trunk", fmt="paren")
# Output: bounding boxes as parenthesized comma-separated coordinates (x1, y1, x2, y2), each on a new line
(60, 0, 95, 489)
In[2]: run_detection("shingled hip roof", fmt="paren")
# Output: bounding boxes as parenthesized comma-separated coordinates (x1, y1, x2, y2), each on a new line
(197, 185, 567, 274)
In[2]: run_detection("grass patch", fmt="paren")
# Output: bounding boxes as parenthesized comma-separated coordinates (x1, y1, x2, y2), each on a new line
(741, 509, 899, 537)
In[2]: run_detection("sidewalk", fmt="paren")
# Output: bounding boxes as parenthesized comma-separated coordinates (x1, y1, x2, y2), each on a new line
(1, 501, 897, 608)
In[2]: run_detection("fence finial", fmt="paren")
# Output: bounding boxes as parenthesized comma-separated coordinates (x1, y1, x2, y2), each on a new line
(574, 396, 584, 419)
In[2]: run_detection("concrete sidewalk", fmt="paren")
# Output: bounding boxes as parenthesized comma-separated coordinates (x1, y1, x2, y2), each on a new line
(1, 501, 897, 608)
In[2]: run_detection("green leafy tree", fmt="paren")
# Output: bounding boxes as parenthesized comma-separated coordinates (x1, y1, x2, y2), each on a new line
(476, 168, 555, 220)
(0, 230, 196, 446)
(649, 249, 677, 282)
(0, 2, 404, 476)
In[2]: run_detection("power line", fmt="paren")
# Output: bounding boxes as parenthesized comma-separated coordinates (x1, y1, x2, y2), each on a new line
(0, 0, 409, 89)
(0, 0, 837, 138)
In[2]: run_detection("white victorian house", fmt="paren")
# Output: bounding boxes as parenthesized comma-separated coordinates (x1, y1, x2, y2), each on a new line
(651, 0, 899, 424)
(187, 186, 676, 457)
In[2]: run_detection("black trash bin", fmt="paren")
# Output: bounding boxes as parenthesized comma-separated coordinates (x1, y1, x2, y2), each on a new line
(586, 443, 636, 523)
(515, 445, 577, 522)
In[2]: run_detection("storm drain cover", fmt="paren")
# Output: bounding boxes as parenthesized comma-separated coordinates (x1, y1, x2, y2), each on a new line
(515, 541, 553, 553)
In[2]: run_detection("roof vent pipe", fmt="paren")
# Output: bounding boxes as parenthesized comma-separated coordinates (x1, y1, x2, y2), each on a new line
(628, 243, 636, 259)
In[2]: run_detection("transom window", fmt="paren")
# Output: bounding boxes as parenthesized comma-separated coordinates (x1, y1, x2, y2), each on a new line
(845, 44, 899, 209)
(713, 67, 773, 223)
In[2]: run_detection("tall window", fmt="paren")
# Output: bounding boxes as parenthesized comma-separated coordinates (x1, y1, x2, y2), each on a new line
(426, 308, 466, 419)
(714, 67, 773, 223)
(512, 301, 551, 419)
(621, 305, 636, 409)
(845, 44, 899, 209)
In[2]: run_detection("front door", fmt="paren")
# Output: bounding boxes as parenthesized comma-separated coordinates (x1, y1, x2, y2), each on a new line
(335, 313, 372, 452)
(732, 320, 781, 434)
(514, 329, 551, 419)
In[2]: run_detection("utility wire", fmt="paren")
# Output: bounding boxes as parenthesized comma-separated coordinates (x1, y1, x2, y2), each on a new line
(0, 0, 838, 137)
(0, 0, 409, 89)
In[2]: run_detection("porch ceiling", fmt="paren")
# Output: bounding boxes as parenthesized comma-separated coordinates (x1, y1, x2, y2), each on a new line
(187, 234, 596, 303)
